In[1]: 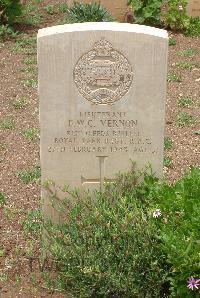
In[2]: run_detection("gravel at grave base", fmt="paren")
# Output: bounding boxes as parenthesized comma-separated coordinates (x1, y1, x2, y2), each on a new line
(165, 33, 200, 182)
(0, 7, 200, 296)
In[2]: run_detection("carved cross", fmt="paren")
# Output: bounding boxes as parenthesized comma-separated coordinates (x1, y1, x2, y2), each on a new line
(81, 156, 114, 192)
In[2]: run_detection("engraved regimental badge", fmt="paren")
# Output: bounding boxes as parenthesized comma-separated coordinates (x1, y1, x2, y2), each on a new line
(74, 38, 133, 105)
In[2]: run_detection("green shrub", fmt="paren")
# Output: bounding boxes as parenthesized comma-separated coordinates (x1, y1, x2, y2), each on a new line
(128, 0, 163, 26)
(17, 165, 41, 184)
(0, 24, 17, 40)
(20, 209, 42, 235)
(164, 0, 189, 30)
(185, 17, 200, 37)
(44, 172, 169, 297)
(65, 1, 114, 23)
(43, 166, 200, 297)
(148, 167, 200, 297)
(0, 0, 23, 24)
(127, 0, 200, 37)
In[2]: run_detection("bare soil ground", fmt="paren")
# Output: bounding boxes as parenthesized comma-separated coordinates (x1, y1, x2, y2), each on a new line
(0, 1, 199, 297)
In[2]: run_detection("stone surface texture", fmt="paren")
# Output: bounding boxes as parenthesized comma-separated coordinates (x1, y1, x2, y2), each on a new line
(187, 0, 200, 17)
(38, 22, 168, 218)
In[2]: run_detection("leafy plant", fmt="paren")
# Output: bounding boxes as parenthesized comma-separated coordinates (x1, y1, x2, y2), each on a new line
(169, 37, 176, 46)
(128, 0, 163, 26)
(176, 112, 196, 127)
(59, 2, 68, 13)
(149, 167, 200, 297)
(65, 2, 114, 23)
(20, 209, 42, 235)
(164, 0, 190, 30)
(44, 171, 169, 297)
(185, 17, 200, 37)
(0, 0, 23, 24)
(164, 156, 173, 168)
(42, 167, 200, 297)
(45, 4, 55, 15)
(17, 166, 41, 184)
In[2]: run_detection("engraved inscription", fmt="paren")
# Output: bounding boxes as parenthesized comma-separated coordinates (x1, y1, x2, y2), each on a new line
(74, 38, 133, 105)
(81, 156, 114, 191)
(46, 110, 159, 156)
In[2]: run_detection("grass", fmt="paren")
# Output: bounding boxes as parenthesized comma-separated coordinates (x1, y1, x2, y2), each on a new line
(169, 38, 176, 46)
(0, 119, 15, 130)
(0, 143, 6, 150)
(25, 3, 39, 13)
(178, 48, 198, 57)
(0, 192, 7, 206)
(24, 48, 37, 55)
(22, 128, 40, 141)
(178, 97, 193, 107)
(167, 74, 182, 82)
(164, 137, 173, 150)
(0, 249, 5, 257)
(45, 4, 55, 14)
(17, 166, 41, 184)
(12, 96, 28, 109)
(3, 206, 18, 220)
(22, 79, 37, 88)
(23, 57, 37, 65)
(24, 13, 43, 25)
(175, 61, 198, 70)
(21, 210, 42, 235)
(164, 156, 173, 168)
(59, 2, 68, 13)
(0, 273, 8, 282)
(10, 36, 37, 53)
(176, 112, 197, 127)
(20, 66, 37, 75)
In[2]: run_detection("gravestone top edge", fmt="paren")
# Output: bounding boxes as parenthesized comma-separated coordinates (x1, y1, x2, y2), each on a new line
(37, 22, 168, 39)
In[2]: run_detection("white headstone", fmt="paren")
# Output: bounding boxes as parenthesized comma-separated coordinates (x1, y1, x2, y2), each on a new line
(38, 23, 168, 218)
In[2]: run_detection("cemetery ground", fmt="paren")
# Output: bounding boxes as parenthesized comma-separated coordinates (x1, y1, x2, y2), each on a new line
(0, 2, 200, 297)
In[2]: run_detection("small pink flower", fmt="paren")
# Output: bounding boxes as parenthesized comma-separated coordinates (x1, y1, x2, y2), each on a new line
(187, 276, 200, 290)
(153, 209, 162, 218)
